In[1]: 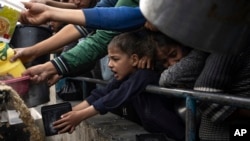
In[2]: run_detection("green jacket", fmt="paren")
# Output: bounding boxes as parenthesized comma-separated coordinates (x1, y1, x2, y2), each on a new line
(51, 0, 139, 76)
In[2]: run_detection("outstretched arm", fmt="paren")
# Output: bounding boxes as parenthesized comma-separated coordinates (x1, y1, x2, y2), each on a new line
(11, 24, 83, 63)
(20, 2, 145, 31)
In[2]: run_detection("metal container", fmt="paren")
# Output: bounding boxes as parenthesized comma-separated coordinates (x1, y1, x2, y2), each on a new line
(140, 0, 250, 55)
(10, 24, 53, 107)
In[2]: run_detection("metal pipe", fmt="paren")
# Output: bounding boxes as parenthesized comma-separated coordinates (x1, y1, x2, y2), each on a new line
(71, 76, 250, 141)
(186, 97, 196, 141)
(145, 85, 250, 109)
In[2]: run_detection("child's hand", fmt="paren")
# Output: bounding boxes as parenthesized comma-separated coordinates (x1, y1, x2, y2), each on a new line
(137, 56, 153, 69)
(53, 111, 82, 134)
(11, 47, 36, 63)
(19, 2, 50, 25)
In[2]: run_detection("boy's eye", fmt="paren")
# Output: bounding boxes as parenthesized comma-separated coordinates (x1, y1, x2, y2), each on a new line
(111, 57, 119, 61)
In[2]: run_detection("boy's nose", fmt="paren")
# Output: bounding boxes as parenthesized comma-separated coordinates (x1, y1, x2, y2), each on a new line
(108, 61, 113, 68)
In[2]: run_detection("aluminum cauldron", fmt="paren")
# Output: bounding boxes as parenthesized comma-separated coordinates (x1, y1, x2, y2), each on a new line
(140, 0, 250, 55)
(10, 24, 53, 107)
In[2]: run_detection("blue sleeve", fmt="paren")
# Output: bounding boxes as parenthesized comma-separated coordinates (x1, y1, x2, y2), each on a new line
(89, 70, 159, 114)
(82, 7, 146, 31)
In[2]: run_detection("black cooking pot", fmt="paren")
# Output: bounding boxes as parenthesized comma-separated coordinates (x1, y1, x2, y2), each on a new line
(140, 0, 250, 55)
(10, 24, 53, 107)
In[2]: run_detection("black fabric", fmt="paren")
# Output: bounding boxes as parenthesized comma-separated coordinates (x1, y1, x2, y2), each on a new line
(110, 101, 142, 125)
(57, 79, 84, 101)
(194, 53, 240, 91)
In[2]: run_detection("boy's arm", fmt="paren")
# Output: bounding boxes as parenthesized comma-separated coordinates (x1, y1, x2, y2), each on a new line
(72, 100, 91, 111)
(90, 70, 159, 114)
(11, 24, 83, 63)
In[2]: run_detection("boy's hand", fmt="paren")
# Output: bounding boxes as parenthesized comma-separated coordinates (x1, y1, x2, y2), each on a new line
(11, 47, 36, 63)
(53, 111, 82, 134)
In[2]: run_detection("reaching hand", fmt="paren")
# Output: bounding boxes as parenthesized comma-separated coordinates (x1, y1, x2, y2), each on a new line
(22, 62, 59, 84)
(19, 2, 50, 25)
(10, 47, 37, 63)
(47, 74, 62, 86)
(53, 111, 83, 134)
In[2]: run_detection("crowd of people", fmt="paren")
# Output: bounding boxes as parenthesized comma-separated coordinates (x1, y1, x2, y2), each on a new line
(11, 0, 250, 141)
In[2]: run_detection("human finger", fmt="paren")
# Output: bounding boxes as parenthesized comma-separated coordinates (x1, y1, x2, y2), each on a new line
(58, 125, 72, 134)
(47, 74, 61, 86)
(68, 127, 75, 134)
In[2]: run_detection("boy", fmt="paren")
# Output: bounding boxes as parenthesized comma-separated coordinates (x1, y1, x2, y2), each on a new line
(52, 29, 185, 141)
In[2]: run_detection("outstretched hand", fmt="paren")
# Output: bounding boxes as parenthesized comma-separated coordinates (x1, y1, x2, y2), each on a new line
(22, 62, 59, 85)
(19, 2, 50, 25)
(10, 47, 37, 63)
(53, 111, 83, 134)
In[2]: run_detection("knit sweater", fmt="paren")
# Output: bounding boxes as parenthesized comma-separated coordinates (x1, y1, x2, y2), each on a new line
(159, 49, 208, 89)
(194, 47, 250, 141)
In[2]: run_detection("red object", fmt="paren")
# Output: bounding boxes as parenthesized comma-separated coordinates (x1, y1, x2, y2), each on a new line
(3, 33, 9, 39)
(2, 76, 30, 96)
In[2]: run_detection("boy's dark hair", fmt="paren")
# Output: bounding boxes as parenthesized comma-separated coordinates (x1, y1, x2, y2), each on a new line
(150, 31, 191, 56)
(108, 29, 155, 59)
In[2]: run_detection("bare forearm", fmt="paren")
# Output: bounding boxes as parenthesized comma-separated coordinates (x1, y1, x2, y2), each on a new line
(73, 100, 91, 111)
(31, 24, 82, 56)
(78, 105, 99, 120)
(47, 6, 85, 25)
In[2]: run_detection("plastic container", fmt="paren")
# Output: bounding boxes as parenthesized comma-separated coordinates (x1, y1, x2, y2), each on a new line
(0, 0, 25, 43)
(0, 42, 26, 77)
(1, 75, 30, 96)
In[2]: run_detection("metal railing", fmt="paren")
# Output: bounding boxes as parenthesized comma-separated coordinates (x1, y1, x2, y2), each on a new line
(69, 77, 250, 141)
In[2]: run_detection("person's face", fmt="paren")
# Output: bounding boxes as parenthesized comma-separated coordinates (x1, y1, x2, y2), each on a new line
(156, 45, 185, 68)
(108, 46, 138, 81)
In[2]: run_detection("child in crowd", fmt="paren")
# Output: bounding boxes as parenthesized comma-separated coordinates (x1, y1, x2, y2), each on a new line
(150, 30, 209, 122)
(52, 29, 185, 141)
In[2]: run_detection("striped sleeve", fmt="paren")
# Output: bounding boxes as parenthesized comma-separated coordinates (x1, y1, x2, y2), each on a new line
(50, 56, 69, 75)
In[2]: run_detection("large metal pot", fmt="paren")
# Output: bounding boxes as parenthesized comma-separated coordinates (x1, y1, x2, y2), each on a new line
(140, 0, 250, 55)
(10, 24, 53, 107)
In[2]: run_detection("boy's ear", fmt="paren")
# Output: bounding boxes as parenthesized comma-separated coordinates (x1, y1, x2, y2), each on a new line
(131, 54, 139, 67)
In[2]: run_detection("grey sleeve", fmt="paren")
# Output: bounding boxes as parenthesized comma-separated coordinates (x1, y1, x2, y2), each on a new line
(159, 50, 208, 89)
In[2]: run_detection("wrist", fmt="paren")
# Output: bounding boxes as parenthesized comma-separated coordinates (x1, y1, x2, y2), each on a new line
(44, 61, 58, 75)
